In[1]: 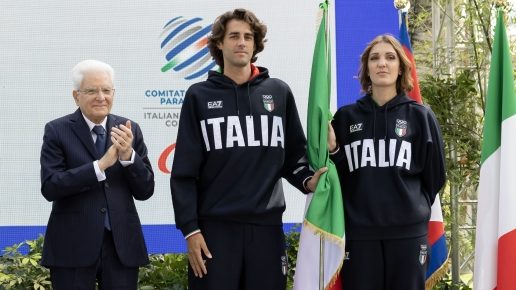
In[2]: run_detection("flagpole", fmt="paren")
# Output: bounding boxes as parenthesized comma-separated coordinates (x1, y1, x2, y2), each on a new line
(319, 236, 324, 290)
(319, 2, 330, 290)
(319, 0, 331, 290)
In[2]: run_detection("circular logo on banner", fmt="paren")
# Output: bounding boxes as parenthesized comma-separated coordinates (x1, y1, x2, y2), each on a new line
(160, 16, 217, 80)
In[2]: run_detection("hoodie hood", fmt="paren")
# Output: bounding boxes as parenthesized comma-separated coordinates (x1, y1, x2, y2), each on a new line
(356, 92, 417, 141)
(356, 92, 416, 112)
(206, 66, 269, 88)
(206, 66, 269, 116)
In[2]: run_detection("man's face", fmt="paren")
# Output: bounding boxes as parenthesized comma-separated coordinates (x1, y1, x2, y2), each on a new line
(73, 71, 114, 124)
(217, 19, 255, 69)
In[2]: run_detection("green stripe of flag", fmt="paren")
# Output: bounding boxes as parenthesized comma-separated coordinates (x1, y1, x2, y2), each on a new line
(306, 1, 345, 237)
(481, 9, 516, 164)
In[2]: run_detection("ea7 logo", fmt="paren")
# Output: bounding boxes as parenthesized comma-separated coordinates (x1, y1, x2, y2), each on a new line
(207, 101, 223, 109)
(350, 123, 363, 133)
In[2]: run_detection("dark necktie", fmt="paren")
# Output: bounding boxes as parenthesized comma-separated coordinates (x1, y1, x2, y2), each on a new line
(92, 125, 106, 155)
(92, 125, 111, 230)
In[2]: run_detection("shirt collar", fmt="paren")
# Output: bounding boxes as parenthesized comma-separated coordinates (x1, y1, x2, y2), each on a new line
(82, 114, 107, 131)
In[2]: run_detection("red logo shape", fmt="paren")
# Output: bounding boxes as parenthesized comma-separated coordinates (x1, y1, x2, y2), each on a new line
(158, 143, 176, 174)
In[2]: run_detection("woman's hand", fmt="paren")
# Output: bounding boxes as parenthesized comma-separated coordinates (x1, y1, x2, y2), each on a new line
(328, 122, 338, 153)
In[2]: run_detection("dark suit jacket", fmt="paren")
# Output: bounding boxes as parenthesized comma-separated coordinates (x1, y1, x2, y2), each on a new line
(40, 109, 155, 268)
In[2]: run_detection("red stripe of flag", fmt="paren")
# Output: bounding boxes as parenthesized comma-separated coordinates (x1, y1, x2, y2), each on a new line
(399, 12, 422, 104)
(428, 220, 445, 245)
(497, 229, 516, 289)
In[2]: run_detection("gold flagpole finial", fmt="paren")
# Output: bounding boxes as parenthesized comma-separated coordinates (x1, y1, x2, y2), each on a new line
(394, 0, 410, 12)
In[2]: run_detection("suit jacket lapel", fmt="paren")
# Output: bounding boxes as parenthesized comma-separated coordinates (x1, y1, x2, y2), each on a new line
(70, 109, 98, 159)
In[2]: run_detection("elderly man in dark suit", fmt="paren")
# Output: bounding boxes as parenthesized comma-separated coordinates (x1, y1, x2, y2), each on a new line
(40, 59, 154, 289)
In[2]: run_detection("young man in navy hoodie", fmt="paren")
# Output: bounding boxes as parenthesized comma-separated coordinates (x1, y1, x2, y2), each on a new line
(170, 8, 326, 290)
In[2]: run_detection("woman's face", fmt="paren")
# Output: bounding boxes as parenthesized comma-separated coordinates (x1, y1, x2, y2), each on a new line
(367, 42, 401, 90)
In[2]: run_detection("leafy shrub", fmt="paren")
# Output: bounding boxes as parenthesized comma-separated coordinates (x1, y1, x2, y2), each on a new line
(432, 273, 473, 290)
(285, 225, 300, 289)
(0, 235, 51, 290)
(0, 228, 454, 289)
(0, 229, 299, 290)
(138, 253, 188, 290)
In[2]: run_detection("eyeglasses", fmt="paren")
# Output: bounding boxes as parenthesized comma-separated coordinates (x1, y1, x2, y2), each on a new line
(78, 88, 115, 97)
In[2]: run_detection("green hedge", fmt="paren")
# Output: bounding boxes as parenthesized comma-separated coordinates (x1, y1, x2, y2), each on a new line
(0, 228, 467, 290)
(0, 228, 300, 290)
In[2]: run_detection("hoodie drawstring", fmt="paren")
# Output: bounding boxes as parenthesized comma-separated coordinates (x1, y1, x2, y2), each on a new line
(372, 102, 377, 143)
(234, 83, 253, 116)
(247, 82, 253, 116)
(384, 103, 389, 140)
(233, 85, 240, 116)
(372, 100, 390, 142)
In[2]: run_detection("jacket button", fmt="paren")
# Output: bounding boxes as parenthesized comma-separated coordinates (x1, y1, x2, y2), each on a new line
(100, 208, 106, 213)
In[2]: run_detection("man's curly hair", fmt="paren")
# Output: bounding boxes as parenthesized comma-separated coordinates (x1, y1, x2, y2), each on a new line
(207, 8, 267, 69)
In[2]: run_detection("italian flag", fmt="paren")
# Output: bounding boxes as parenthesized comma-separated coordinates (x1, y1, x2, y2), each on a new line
(474, 9, 516, 290)
(294, 2, 345, 290)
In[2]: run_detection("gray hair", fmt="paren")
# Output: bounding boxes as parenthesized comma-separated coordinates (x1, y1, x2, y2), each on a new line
(71, 60, 114, 90)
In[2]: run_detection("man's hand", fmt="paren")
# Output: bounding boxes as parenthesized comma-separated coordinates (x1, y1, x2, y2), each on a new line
(111, 120, 133, 161)
(306, 167, 328, 192)
(98, 145, 118, 171)
(187, 233, 212, 278)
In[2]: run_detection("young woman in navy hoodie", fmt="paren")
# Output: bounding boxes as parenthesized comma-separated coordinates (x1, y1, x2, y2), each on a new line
(329, 34, 446, 290)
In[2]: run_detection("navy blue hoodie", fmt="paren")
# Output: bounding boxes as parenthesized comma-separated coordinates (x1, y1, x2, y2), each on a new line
(330, 93, 446, 240)
(170, 67, 311, 237)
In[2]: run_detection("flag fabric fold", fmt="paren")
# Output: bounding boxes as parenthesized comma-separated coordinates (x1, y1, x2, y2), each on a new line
(399, 12, 450, 289)
(474, 9, 516, 290)
(294, 2, 345, 290)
